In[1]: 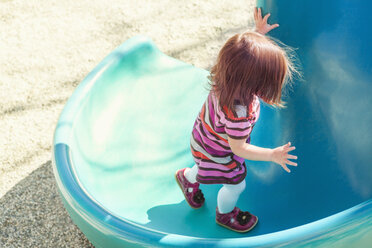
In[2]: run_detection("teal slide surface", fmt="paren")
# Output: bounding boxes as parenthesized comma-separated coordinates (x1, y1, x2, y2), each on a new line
(53, 1, 372, 247)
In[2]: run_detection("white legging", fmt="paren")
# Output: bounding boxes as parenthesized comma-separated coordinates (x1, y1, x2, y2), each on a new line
(184, 164, 246, 214)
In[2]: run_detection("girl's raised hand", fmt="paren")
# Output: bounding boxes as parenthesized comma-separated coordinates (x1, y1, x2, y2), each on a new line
(254, 7, 279, 35)
(271, 142, 298, 173)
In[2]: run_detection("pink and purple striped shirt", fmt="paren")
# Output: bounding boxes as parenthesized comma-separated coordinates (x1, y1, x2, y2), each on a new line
(190, 91, 260, 185)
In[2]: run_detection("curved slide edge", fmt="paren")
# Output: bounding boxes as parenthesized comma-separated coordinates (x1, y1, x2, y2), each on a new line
(52, 142, 372, 248)
(53, 35, 160, 147)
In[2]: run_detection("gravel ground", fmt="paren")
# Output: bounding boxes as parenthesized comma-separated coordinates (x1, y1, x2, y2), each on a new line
(0, 162, 94, 247)
(0, 0, 255, 247)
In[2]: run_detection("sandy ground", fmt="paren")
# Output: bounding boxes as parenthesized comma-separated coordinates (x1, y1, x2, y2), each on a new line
(0, 0, 255, 246)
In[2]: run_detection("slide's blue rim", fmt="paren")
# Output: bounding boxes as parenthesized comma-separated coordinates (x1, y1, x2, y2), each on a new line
(52, 35, 372, 247)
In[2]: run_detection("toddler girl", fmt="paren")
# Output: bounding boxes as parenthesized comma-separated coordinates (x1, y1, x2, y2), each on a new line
(176, 8, 298, 233)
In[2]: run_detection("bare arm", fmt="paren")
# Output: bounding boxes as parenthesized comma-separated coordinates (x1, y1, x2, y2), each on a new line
(228, 136, 298, 173)
(228, 137, 273, 161)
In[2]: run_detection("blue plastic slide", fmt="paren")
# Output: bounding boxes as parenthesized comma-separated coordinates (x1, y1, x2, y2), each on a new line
(53, 1, 372, 247)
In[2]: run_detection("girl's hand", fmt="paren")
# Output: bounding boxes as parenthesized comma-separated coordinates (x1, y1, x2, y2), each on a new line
(254, 7, 279, 35)
(271, 142, 298, 173)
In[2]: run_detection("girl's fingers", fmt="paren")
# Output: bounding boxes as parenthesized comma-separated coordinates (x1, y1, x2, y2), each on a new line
(286, 160, 298, 167)
(263, 13, 271, 23)
(286, 146, 296, 152)
(258, 7, 262, 19)
(269, 24, 279, 31)
(254, 7, 257, 20)
(281, 163, 291, 173)
(287, 154, 297, 160)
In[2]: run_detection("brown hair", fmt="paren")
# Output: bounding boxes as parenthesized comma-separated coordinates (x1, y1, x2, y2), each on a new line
(209, 31, 298, 113)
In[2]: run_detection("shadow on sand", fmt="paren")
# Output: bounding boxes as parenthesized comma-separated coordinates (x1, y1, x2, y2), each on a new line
(0, 161, 93, 248)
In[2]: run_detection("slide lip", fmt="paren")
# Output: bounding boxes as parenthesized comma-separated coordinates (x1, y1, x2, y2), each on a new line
(53, 35, 157, 146)
(51, 35, 372, 246)
(53, 142, 372, 247)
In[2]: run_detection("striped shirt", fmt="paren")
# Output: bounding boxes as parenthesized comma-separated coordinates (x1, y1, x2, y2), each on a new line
(190, 91, 260, 185)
